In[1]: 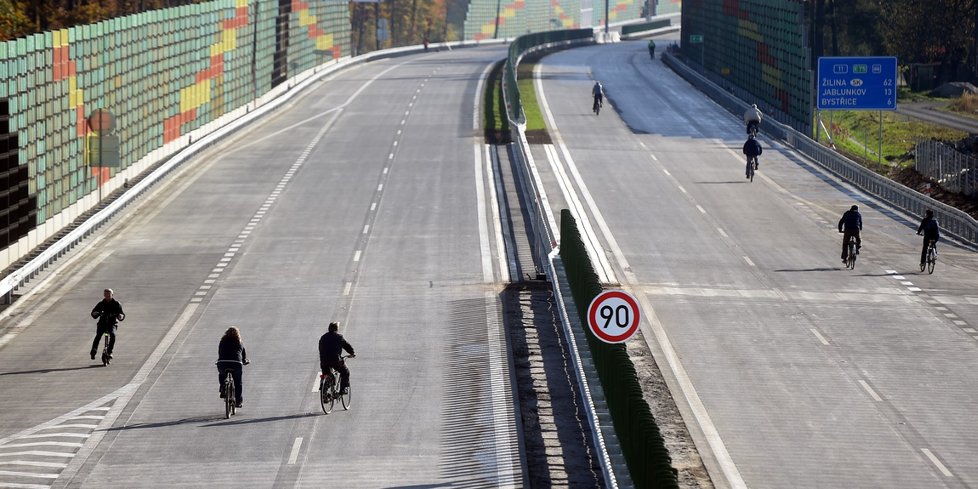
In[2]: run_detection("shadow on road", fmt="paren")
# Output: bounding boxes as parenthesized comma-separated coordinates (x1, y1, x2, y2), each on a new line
(774, 267, 842, 272)
(0, 364, 103, 376)
(200, 412, 321, 428)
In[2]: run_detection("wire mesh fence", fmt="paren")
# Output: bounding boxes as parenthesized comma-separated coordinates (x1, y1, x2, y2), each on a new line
(915, 140, 978, 197)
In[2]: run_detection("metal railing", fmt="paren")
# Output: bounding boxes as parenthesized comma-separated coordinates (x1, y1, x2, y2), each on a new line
(663, 51, 978, 247)
(916, 140, 978, 197)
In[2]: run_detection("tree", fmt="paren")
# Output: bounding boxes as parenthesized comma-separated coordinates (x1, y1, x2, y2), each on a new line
(0, 0, 33, 40)
(882, 0, 975, 77)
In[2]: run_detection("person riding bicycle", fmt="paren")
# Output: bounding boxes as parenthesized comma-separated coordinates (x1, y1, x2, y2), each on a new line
(217, 327, 248, 408)
(592, 81, 605, 113)
(319, 322, 356, 394)
(742, 134, 762, 177)
(648, 39, 656, 60)
(916, 209, 941, 267)
(838, 205, 862, 262)
(744, 103, 762, 135)
(90, 288, 125, 361)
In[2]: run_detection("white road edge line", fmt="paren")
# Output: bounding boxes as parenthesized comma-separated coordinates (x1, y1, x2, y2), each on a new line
(486, 145, 512, 283)
(474, 145, 495, 283)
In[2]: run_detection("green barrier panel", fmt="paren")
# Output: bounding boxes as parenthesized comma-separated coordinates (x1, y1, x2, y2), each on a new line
(560, 209, 679, 489)
(621, 18, 671, 36)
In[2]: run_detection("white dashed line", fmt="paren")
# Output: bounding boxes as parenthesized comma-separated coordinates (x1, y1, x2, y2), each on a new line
(742, 256, 755, 267)
(921, 448, 953, 477)
(287, 437, 303, 465)
(858, 380, 883, 402)
(0, 470, 59, 479)
(956, 321, 969, 327)
(696, 205, 707, 214)
(0, 460, 68, 468)
(650, 154, 658, 161)
(717, 228, 729, 238)
(663, 169, 671, 176)
(900, 281, 913, 286)
(908, 287, 922, 292)
(370, 203, 377, 211)
(362, 225, 369, 234)
(944, 313, 958, 319)
(677, 185, 688, 194)
(353, 251, 361, 262)
(963, 328, 976, 333)
(342, 283, 352, 296)
(810, 329, 830, 346)
(377, 184, 384, 192)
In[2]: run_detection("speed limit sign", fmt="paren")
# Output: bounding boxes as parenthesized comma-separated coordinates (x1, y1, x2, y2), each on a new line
(587, 290, 641, 344)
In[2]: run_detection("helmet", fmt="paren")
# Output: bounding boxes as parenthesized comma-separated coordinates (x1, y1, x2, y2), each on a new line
(850, 205, 858, 211)
(751, 103, 757, 108)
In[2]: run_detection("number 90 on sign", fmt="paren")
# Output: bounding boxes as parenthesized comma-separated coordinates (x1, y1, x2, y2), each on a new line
(587, 290, 641, 344)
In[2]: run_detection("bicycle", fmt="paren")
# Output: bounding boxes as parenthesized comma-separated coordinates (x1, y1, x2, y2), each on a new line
(216, 360, 246, 419)
(319, 355, 353, 414)
(844, 235, 858, 269)
(921, 239, 937, 274)
(92, 311, 123, 366)
(593, 97, 603, 116)
(747, 120, 759, 137)
(746, 156, 757, 182)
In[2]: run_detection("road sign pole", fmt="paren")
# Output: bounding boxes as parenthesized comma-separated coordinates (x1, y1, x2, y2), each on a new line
(878, 111, 883, 166)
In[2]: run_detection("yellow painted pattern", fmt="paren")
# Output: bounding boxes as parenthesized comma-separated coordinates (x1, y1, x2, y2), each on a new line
(502, 6, 517, 18)
(236, 0, 248, 7)
(300, 11, 317, 27)
(316, 33, 334, 51)
(761, 64, 783, 89)
(738, 20, 762, 42)
(68, 78, 78, 107)
(180, 79, 212, 113)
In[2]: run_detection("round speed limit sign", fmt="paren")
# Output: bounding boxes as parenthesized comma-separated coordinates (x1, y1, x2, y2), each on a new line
(587, 290, 641, 344)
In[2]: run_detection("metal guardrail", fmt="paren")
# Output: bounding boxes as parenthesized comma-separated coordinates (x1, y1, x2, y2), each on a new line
(916, 140, 978, 197)
(663, 51, 978, 247)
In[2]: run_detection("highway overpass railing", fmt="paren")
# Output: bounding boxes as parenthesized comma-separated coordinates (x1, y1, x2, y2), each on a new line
(662, 51, 978, 248)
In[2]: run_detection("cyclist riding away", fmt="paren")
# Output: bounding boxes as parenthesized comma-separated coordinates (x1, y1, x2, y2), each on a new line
(744, 103, 762, 135)
(592, 81, 605, 113)
(90, 288, 125, 361)
(742, 134, 762, 177)
(648, 39, 656, 60)
(319, 322, 356, 395)
(217, 327, 248, 408)
(916, 209, 941, 267)
(838, 205, 862, 263)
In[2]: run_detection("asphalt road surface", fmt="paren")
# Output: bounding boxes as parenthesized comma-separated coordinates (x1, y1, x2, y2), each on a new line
(0, 46, 524, 488)
(533, 39, 978, 489)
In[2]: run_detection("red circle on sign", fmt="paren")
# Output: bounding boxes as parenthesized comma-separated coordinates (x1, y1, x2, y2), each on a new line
(587, 290, 641, 344)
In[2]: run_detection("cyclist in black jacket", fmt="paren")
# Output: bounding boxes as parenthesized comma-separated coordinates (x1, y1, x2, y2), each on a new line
(90, 288, 125, 361)
(217, 327, 248, 408)
(319, 322, 356, 394)
(916, 209, 941, 267)
(838, 205, 862, 262)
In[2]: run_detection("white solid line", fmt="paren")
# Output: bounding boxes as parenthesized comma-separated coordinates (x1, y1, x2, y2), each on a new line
(696, 205, 707, 214)
(717, 228, 729, 238)
(486, 145, 511, 283)
(2, 441, 82, 449)
(474, 144, 495, 283)
(0, 451, 74, 458)
(0, 470, 60, 479)
(353, 251, 361, 262)
(342, 283, 352, 296)
(810, 329, 830, 346)
(288, 437, 303, 465)
(921, 448, 953, 477)
(742, 256, 755, 267)
(0, 460, 68, 468)
(858, 380, 883, 402)
(17, 433, 89, 440)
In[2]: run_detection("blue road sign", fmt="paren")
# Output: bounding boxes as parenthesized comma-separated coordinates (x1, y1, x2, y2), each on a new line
(817, 57, 897, 110)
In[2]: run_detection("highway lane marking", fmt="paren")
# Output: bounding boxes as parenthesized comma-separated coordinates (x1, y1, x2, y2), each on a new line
(362, 225, 370, 234)
(742, 256, 755, 267)
(17, 434, 88, 440)
(353, 250, 361, 262)
(0, 452, 74, 458)
(810, 329, 830, 345)
(963, 327, 976, 333)
(858, 380, 883, 402)
(651, 154, 658, 161)
(0, 461, 67, 468)
(717, 227, 729, 238)
(383, 167, 389, 174)
(696, 205, 707, 214)
(485, 145, 511, 283)
(677, 184, 688, 194)
(663, 168, 671, 176)
(312, 373, 322, 392)
(474, 145, 495, 283)
(921, 448, 953, 477)
(377, 184, 384, 192)
(0, 470, 59, 479)
(370, 203, 377, 211)
(343, 282, 352, 296)
(2, 442, 83, 449)
(908, 287, 922, 292)
(958, 322, 970, 328)
(287, 437, 303, 465)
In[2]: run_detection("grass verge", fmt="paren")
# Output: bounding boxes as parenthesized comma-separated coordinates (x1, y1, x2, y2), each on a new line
(517, 53, 552, 144)
(483, 60, 510, 144)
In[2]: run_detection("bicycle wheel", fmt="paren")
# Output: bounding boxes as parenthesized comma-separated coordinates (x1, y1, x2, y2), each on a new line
(927, 248, 936, 274)
(320, 378, 334, 414)
(101, 335, 110, 366)
(747, 161, 754, 182)
(340, 379, 351, 410)
(225, 374, 235, 419)
(847, 245, 856, 269)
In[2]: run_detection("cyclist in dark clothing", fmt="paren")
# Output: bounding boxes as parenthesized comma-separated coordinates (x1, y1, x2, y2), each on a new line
(319, 322, 355, 393)
(90, 288, 125, 360)
(742, 135, 762, 177)
(838, 205, 862, 262)
(916, 209, 941, 266)
(217, 327, 248, 408)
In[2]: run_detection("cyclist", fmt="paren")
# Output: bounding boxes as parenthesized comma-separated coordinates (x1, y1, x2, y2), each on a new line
(916, 209, 941, 267)
(744, 103, 762, 135)
(90, 288, 125, 361)
(592, 81, 605, 113)
(838, 205, 862, 263)
(648, 39, 656, 60)
(217, 327, 248, 408)
(319, 322, 356, 394)
(742, 134, 762, 177)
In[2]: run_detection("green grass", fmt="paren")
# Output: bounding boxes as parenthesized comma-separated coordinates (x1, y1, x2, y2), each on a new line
(820, 110, 966, 169)
(517, 62, 548, 133)
(483, 60, 510, 143)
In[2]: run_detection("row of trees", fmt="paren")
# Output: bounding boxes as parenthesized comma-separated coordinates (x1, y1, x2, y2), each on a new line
(0, 0, 208, 40)
(810, 0, 977, 85)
